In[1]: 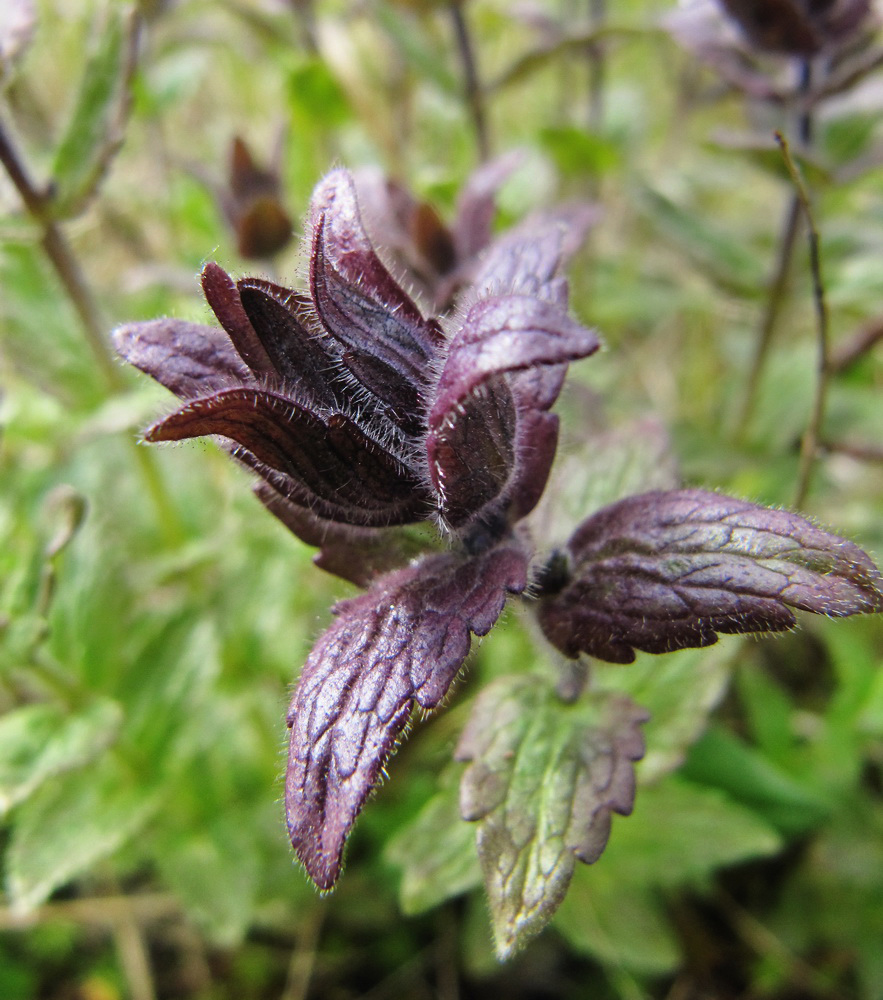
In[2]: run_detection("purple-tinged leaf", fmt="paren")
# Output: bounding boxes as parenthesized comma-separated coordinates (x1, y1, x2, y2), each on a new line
(451, 150, 522, 261)
(201, 262, 275, 376)
(310, 224, 436, 421)
(236, 278, 343, 409)
(456, 676, 648, 958)
(471, 204, 599, 306)
(146, 388, 426, 527)
(285, 544, 529, 890)
(539, 489, 883, 664)
(254, 481, 438, 587)
(112, 319, 252, 399)
(427, 295, 599, 530)
(310, 169, 442, 356)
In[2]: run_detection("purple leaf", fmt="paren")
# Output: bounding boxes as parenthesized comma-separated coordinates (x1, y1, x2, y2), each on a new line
(254, 481, 438, 587)
(427, 295, 599, 531)
(471, 204, 600, 306)
(309, 170, 442, 363)
(201, 262, 274, 376)
(285, 543, 529, 889)
(539, 489, 883, 663)
(236, 278, 343, 409)
(455, 676, 648, 958)
(310, 225, 432, 424)
(451, 150, 522, 261)
(112, 318, 252, 399)
(146, 388, 427, 527)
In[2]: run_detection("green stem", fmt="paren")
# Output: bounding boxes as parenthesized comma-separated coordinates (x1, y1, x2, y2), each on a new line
(775, 132, 830, 508)
(0, 117, 183, 544)
(736, 59, 814, 441)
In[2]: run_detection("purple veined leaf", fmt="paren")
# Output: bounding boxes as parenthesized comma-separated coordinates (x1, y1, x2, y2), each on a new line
(254, 481, 438, 586)
(285, 543, 529, 889)
(455, 675, 648, 958)
(201, 262, 275, 375)
(236, 278, 344, 410)
(427, 295, 599, 531)
(145, 388, 428, 527)
(310, 224, 435, 425)
(112, 318, 253, 399)
(310, 169, 442, 355)
(538, 489, 883, 664)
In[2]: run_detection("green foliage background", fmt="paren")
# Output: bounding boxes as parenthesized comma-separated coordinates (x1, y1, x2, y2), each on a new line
(1, 1, 882, 997)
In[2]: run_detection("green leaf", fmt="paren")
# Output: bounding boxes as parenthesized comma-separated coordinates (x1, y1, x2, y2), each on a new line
(640, 187, 765, 296)
(6, 753, 162, 910)
(156, 814, 259, 946)
(386, 767, 481, 915)
(50, 8, 137, 219)
(555, 864, 680, 976)
(601, 777, 783, 888)
(0, 697, 123, 816)
(593, 645, 733, 783)
(556, 777, 781, 974)
(538, 126, 621, 179)
(681, 725, 831, 836)
(455, 676, 648, 958)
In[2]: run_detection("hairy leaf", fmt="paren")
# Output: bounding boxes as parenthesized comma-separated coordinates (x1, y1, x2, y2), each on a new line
(237, 278, 343, 409)
(146, 388, 425, 527)
(471, 205, 599, 305)
(310, 169, 441, 366)
(539, 489, 883, 663)
(455, 676, 648, 958)
(113, 318, 252, 398)
(286, 544, 528, 890)
(254, 481, 437, 586)
(427, 295, 599, 532)
(201, 262, 275, 375)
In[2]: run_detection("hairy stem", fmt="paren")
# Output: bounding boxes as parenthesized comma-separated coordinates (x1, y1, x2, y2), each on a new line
(449, 1, 490, 161)
(775, 132, 830, 508)
(0, 118, 183, 543)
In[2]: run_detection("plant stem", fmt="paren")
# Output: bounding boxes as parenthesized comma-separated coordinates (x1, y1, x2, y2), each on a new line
(449, 1, 490, 161)
(736, 59, 813, 439)
(0, 117, 183, 543)
(736, 192, 802, 436)
(775, 132, 830, 508)
(587, 0, 606, 130)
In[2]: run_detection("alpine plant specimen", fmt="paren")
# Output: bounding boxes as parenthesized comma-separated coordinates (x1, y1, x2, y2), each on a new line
(114, 166, 883, 914)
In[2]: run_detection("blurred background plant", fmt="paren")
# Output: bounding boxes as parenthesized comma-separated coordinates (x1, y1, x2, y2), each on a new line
(1, 1, 882, 998)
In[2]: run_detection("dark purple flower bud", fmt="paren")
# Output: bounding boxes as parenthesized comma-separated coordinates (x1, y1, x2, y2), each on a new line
(716, 0, 872, 56)
(538, 489, 883, 663)
(285, 543, 529, 889)
(224, 136, 293, 260)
